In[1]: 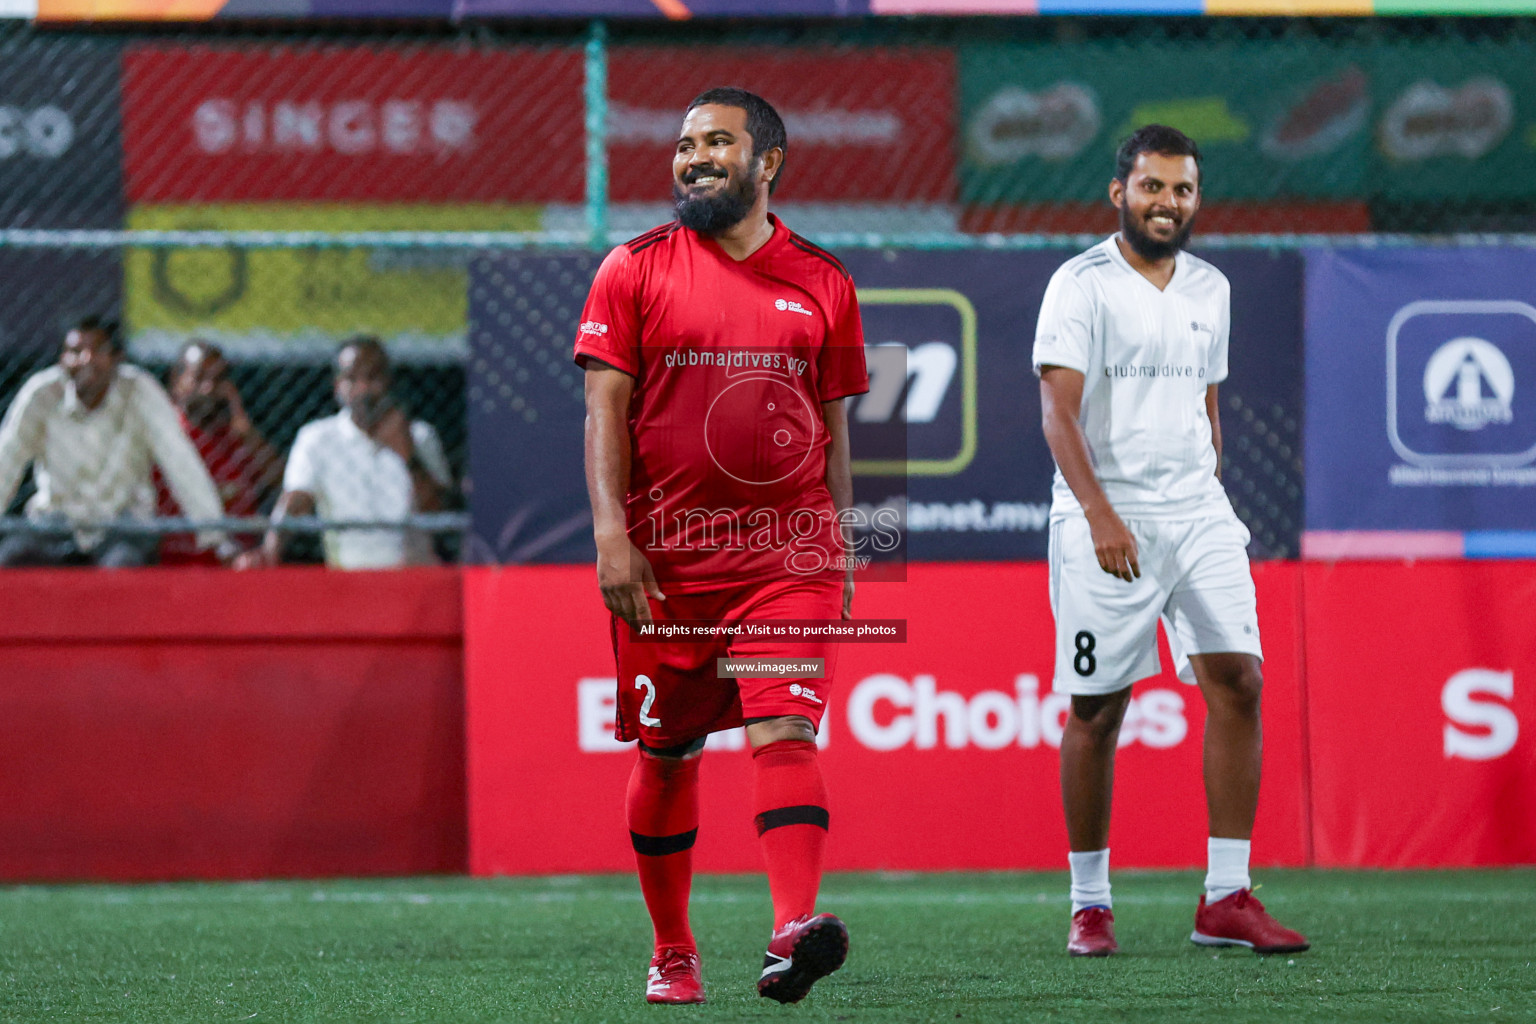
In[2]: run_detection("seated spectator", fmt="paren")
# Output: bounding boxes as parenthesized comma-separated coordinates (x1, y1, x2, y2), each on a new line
(0, 316, 230, 567)
(156, 340, 284, 565)
(244, 336, 452, 570)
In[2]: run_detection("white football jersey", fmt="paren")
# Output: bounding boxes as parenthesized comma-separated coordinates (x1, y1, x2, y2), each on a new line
(1033, 235, 1233, 520)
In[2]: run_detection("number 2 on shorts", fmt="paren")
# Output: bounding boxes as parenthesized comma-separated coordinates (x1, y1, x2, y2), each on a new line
(635, 674, 662, 727)
(1073, 631, 1097, 676)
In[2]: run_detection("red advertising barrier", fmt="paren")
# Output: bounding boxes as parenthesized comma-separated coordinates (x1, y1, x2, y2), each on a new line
(608, 47, 955, 204)
(0, 569, 465, 881)
(1304, 561, 1536, 867)
(122, 45, 583, 202)
(465, 562, 1307, 875)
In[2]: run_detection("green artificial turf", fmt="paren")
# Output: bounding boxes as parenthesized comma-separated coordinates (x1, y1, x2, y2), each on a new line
(0, 870, 1531, 1023)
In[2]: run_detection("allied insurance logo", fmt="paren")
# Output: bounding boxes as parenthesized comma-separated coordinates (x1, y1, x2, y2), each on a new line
(1387, 300, 1536, 467)
(1423, 338, 1513, 431)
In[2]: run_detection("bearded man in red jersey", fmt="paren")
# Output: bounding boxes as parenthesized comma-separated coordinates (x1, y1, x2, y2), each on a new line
(575, 87, 868, 1006)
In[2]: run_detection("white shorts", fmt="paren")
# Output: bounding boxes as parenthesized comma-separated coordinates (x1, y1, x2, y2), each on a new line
(1047, 512, 1262, 696)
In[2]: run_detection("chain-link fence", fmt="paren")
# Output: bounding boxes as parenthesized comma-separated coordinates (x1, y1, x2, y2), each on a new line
(0, 17, 1531, 566)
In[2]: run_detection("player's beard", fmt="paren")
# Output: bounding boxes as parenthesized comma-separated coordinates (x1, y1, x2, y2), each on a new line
(1119, 203, 1195, 262)
(673, 162, 758, 235)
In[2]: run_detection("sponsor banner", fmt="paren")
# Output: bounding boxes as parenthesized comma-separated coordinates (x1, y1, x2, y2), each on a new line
(36, 0, 452, 14)
(457, 1, 869, 15)
(0, 34, 123, 228)
(465, 561, 1307, 874)
(121, 45, 582, 203)
(961, 41, 1373, 203)
(1370, 42, 1536, 200)
(0, 24, 126, 353)
(0, 249, 121, 358)
(306, 0, 452, 13)
(126, 204, 539, 361)
(37, 1, 226, 15)
(872, 0, 1039, 10)
(28, 0, 1536, 17)
(961, 38, 1536, 203)
(1305, 561, 1536, 867)
(607, 47, 953, 204)
(1304, 248, 1536, 538)
(466, 246, 1302, 565)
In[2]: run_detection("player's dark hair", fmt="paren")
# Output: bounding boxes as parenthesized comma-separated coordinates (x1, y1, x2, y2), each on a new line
(686, 87, 788, 195)
(1114, 124, 1202, 186)
(68, 314, 123, 354)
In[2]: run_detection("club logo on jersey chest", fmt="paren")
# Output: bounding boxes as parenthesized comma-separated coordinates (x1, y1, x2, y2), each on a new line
(775, 298, 814, 317)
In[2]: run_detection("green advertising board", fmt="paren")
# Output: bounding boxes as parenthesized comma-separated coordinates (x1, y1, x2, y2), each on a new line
(1370, 42, 1536, 201)
(961, 38, 1536, 204)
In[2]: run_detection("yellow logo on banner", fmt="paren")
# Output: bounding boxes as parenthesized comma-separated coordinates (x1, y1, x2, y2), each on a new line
(1117, 98, 1250, 144)
(126, 204, 541, 360)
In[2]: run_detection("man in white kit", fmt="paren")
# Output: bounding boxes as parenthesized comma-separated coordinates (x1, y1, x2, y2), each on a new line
(1034, 126, 1308, 957)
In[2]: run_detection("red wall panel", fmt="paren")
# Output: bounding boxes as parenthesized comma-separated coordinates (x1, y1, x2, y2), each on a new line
(0, 569, 466, 881)
(1304, 561, 1536, 867)
(465, 562, 1308, 875)
(4, 559, 1526, 880)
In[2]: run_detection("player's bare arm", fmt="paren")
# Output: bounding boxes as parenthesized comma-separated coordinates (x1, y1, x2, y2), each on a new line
(821, 397, 855, 619)
(583, 360, 665, 629)
(1039, 365, 1140, 582)
(1206, 383, 1222, 479)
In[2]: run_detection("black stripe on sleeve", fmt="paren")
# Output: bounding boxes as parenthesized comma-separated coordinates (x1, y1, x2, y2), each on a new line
(787, 234, 851, 280)
(754, 805, 830, 836)
(626, 223, 680, 255)
(630, 828, 698, 857)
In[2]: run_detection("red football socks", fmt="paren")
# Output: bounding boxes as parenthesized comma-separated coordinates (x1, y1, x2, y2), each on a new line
(626, 750, 701, 951)
(751, 739, 829, 928)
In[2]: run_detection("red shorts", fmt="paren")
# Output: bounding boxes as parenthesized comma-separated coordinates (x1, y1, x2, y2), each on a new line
(611, 576, 842, 747)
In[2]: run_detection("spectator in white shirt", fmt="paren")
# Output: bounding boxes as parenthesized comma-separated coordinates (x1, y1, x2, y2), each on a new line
(244, 336, 452, 570)
(0, 316, 228, 567)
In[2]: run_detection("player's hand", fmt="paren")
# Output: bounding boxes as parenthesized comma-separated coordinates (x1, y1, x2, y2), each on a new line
(597, 535, 666, 630)
(841, 577, 855, 620)
(1086, 507, 1140, 582)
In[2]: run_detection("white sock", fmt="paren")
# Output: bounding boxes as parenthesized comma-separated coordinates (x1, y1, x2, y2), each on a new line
(1205, 837, 1251, 902)
(1069, 849, 1111, 913)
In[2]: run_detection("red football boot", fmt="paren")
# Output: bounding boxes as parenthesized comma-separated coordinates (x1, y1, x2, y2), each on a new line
(757, 913, 848, 1004)
(646, 946, 705, 1004)
(1067, 906, 1118, 957)
(1191, 889, 1310, 954)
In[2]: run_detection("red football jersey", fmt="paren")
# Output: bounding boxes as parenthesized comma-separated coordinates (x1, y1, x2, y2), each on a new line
(574, 215, 869, 592)
(155, 416, 275, 564)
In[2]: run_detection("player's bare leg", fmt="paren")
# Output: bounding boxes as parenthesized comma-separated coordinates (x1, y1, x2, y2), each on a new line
(1061, 688, 1134, 852)
(1060, 687, 1132, 955)
(629, 738, 707, 1003)
(746, 715, 846, 1003)
(1190, 652, 1263, 841)
(1187, 652, 1308, 954)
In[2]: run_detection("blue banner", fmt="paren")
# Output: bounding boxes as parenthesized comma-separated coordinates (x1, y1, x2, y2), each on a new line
(1305, 248, 1536, 552)
(466, 243, 1302, 564)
